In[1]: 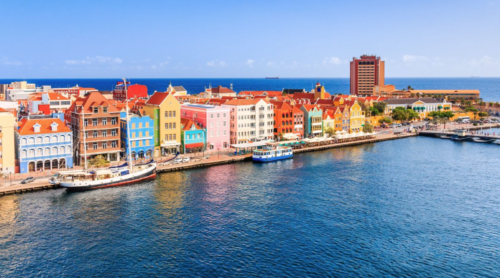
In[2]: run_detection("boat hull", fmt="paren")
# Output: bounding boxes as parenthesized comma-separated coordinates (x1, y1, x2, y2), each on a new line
(63, 171, 156, 192)
(252, 154, 293, 162)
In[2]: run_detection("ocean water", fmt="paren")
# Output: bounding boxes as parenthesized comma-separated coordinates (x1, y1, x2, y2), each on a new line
(1, 137, 500, 277)
(2, 77, 500, 101)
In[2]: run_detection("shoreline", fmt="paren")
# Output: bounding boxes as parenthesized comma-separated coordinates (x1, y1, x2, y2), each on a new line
(0, 133, 416, 197)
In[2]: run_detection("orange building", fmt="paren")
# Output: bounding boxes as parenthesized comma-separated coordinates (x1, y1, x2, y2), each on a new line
(350, 55, 385, 96)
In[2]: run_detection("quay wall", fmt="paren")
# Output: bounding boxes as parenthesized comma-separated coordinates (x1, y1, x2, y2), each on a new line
(0, 133, 417, 197)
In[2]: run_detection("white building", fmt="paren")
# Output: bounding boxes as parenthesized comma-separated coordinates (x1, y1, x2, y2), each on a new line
(222, 99, 274, 144)
(6, 85, 51, 101)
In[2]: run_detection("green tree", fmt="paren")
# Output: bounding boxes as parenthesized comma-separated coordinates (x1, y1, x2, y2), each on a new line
(373, 102, 387, 115)
(478, 112, 489, 118)
(391, 107, 409, 122)
(369, 106, 381, 116)
(324, 127, 336, 137)
(407, 85, 414, 90)
(407, 109, 420, 121)
(379, 117, 393, 124)
(88, 155, 110, 167)
(363, 122, 374, 133)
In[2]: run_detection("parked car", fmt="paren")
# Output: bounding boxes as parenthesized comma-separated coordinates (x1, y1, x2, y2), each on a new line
(390, 124, 402, 128)
(173, 157, 183, 164)
(21, 177, 35, 184)
(182, 157, 190, 163)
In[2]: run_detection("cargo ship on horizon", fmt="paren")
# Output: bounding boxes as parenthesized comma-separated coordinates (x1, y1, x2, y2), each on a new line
(265, 76, 280, 79)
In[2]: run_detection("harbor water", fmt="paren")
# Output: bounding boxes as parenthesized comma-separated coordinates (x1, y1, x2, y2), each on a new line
(1, 136, 500, 277)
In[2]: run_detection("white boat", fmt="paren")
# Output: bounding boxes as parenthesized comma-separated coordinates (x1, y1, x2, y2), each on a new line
(55, 78, 157, 191)
(471, 137, 497, 143)
(252, 145, 293, 162)
(57, 161, 156, 191)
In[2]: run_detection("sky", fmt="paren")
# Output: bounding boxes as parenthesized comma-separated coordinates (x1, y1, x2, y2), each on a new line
(1, 0, 500, 78)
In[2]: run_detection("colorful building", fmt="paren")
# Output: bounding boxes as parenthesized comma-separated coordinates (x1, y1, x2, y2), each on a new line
(222, 99, 274, 144)
(166, 83, 188, 96)
(113, 82, 148, 101)
(271, 101, 294, 140)
(300, 105, 323, 137)
(29, 92, 71, 114)
(292, 106, 304, 139)
(144, 92, 181, 156)
(385, 98, 452, 119)
(0, 108, 16, 174)
(65, 92, 122, 164)
(180, 104, 230, 150)
(322, 109, 335, 134)
(120, 114, 154, 160)
(180, 118, 206, 153)
(349, 101, 366, 133)
(16, 118, 73, 173)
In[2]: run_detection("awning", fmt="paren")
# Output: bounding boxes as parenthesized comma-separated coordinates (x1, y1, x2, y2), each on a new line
(185, 142, 204, 149)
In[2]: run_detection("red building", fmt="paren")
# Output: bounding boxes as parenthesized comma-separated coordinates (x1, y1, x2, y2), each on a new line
(113, 82, 148, 101)
(271, 101, 294, 139)
(350, 55, 385, 96)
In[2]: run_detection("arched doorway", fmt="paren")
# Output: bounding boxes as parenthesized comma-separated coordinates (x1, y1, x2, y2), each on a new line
(28, 161, 35, 172)
(36, 161, 43, 171)
(52, 159, 58, 169)
(138, 151, 144, 159)
(146, 149, 152, 158)
(131, 152, 136, 160)
(59, 158, 66, 168)
(44, 160, 51, 171)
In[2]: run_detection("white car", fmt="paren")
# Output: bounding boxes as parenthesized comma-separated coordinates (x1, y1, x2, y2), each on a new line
(182, 157, 190, 163)
(173, 157, 183, 164)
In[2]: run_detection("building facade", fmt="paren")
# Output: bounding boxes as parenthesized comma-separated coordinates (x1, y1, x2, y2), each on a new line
(300, 105, 323, 137)
(350, 55, 385, 96)
(113, 82, 148, 101)
(349, 101, 366, 133)
(180, 118, 206, 153)
(222, 99, 274, 144)
(180, 104, 230, 150)
(385, 98, 452, 119)
(120, 114, 154, 160)
(0, 109, 16, 174)
(17, 118, 73, 173)
(65, 92, 122, 165)
(144, 92, 181, 156)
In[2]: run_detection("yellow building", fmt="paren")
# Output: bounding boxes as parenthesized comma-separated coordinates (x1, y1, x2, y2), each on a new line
(0, 108, 16, 174)
(349, 101, 365, 133)
(144, 92, 181, 156)
(322, 109, 335, 134)
(385, 98, 452, 119)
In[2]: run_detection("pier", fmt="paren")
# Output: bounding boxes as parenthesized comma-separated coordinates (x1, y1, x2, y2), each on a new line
(0, 132, 417, 197)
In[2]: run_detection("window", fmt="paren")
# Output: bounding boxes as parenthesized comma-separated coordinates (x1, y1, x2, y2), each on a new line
(29, 138, 34, 144)
(173, 111, 176, 117)
(44, 148, 50, 155)
(52, 136, 57, 142)
(169, 123, 172, 129)
(61, 146, 65, 153)
(103, 107, 108, 113)
(224, 130, 227, 135)
(145, 122, 149, 128)
(102, 131, 107, 137)
(111, 141, 117, 148)
(22, 138, 27, 145)
(52, 147, 57, 155)
(173, 123, 176, 129)
(102, 118, 107, 125)
(111, 118, 117, 125)
(173, 134, 176, 140)
(93, 107, 99, 113)
(66, 146, 71, 153)
(84, 119, 88, 127)
(36, 137, 42, 144)
(21, 150, 27, 158)
(93, 131, 98, 138)
(93, 143, 98, 150)
(217, 113, 220, 118)
(93, 119, 98, 126)
(111, 130, 117, 136)
(169, 111, 172, 117)
(210, 131, 213, 137)
(132, 123, 136, 129)
(211, 114, 214, 118)
(29, 149, 34, 157)
(223, 121, 226, 126)
(37, 148, 42, 156)
(102, 142, 107, 149)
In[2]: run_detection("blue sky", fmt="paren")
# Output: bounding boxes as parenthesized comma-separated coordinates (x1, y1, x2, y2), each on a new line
(1, 0, 500, 78)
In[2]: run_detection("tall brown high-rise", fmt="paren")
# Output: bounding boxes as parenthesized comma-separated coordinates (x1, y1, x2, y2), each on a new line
(350, 55, 385, 96)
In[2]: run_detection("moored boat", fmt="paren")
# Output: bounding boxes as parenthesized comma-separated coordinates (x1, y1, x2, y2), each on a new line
(450, 129, 469, 141)
(471, 137, 497, 143)
(252, 145, 293, 162)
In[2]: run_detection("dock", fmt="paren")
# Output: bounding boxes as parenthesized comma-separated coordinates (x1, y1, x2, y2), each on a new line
(0, 132, 417, 197)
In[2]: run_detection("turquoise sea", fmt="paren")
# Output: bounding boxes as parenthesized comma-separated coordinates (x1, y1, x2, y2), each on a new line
(2, 77, 500, 101)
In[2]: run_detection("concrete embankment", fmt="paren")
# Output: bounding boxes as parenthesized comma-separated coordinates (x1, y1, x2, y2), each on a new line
(0, 133, 417, 197)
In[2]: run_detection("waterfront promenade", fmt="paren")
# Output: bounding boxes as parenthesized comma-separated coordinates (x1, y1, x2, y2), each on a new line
(0, 132, 416, 196)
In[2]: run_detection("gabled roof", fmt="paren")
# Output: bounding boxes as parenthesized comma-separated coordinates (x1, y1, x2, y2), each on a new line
(145, 92, 170, 106)
(210, 85, 235, 94)
(67, 92, 120, 114)
(283, 89, 305, 94)
(293, 93, 315, 100)
(224, 98, 269, 106)
(173, 86, 186, 92)
(18, 118, 71, 135)
(292, 106, 303, 114)
(181, 117, 202, 131)
(385, 97, 442, 105)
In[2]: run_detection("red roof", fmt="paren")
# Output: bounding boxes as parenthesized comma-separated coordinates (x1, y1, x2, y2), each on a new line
(185, 142, 204, 149)
(210, 85, 235, 94)
(145, 92, 169, 106)
(224, 98, 269, 106)
(18, 118, 71, 135)
(293, 93, 315, 100)
(47, 93, 69, 101)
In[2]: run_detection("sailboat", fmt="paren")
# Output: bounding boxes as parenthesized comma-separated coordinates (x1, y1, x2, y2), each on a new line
(54, 78, 157, 191)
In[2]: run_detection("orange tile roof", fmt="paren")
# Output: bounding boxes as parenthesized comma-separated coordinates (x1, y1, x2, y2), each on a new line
(180, 117, 202, 131)
(48, 93, 69, 101)
(18, 118, 71, 135)
(67, 92, 120, 114)
(224, 98, 269, 106)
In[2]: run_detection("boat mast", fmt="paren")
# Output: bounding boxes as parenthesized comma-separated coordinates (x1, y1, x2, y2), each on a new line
(80, 104, 88, 171)
(124, 78, 134, 172)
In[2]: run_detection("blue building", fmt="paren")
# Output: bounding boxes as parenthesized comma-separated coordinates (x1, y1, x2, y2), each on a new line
(120, 114, 154, 160)
(180, 117, 206, 153)
(17, 118, 73, 173)
(300, 104, 323, 137)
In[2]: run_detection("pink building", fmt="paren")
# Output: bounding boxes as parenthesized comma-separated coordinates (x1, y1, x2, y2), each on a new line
(180, 104, 230, 150)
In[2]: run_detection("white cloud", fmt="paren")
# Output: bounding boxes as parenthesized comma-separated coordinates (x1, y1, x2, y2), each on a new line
(245, 59, 255, 67)
(322, 57, 342, 65)
(1, 56, 23, 66)
(206, 60, 226, 67)
(402, 55, 429, 63)
(65, 56, 123, 65)
(266, 61, 276, 67)
(467, 55, 499, 66)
